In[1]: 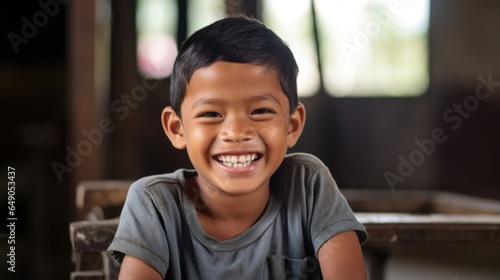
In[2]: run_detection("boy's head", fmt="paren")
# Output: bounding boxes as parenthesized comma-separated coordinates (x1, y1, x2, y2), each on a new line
(170, 16, 299, 116)
(162, 17, 306, 196)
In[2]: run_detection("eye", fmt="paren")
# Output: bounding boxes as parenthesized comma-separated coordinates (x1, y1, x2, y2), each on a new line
(197, 112, 221, 118)
(251, 108, 274, 115)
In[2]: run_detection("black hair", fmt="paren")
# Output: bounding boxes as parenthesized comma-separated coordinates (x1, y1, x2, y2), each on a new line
(169, 16, 299, 116)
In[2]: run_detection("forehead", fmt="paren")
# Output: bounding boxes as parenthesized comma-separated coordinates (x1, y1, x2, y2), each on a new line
(190, 61, 279, 84)
(184, 61, 285, 103)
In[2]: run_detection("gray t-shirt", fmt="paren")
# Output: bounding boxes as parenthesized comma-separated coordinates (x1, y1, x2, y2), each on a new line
(108, 153, 367, 279)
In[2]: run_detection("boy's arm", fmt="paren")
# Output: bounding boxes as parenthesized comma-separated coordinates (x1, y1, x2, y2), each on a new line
(317, 231, 367, 280)
(118, 255, 163, 280)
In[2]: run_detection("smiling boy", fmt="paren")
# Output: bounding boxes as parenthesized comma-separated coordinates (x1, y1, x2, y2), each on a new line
(108, 16, 367, 279)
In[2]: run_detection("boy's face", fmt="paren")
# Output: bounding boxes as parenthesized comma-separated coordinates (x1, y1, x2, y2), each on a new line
(163, 61, 305, 196)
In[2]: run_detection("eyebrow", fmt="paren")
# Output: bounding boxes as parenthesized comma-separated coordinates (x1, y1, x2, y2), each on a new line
(245, 94, 283, 106)
(190, 94, 283, 110)
(190, 98, 225, 110)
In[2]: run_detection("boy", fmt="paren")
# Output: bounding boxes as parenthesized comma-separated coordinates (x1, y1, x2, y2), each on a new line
(108, 16, 367, 279)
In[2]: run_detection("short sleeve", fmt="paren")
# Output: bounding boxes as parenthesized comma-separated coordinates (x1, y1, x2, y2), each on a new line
(275, 153, 367, 256)
(303, 157, 368, 254)
(107, 181, 169, 276)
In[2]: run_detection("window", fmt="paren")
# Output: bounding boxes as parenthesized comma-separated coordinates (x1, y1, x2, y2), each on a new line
(187, 0, 225, 36)
(262, 0, 320, 97)
(136, 0, 225, 79)
(136, 0, 178, 78)
(263, 0, 430, 97)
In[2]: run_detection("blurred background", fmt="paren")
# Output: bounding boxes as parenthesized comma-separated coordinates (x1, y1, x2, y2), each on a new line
(1, 0, 499, 279)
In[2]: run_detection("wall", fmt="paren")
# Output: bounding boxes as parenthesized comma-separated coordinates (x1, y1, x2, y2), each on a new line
(0, 2, 70, 279)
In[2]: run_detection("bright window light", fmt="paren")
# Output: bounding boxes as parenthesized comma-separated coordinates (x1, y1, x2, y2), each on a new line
(136, 0, 225, 78)
(187, 0, 225, 36)
(263, 0, 430, 97)
(136, 0, 178, 78)
(263, 0, 321, 97)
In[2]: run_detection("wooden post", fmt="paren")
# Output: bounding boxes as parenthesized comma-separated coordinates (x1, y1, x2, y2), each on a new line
(67, 0, 112, 219)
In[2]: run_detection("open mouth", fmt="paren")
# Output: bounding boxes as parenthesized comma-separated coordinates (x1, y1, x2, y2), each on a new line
(215, 153, 262, 168)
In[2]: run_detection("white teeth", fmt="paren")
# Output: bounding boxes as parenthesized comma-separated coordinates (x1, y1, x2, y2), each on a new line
(216, 153, 259, 168)
(230, 156, 238, 163)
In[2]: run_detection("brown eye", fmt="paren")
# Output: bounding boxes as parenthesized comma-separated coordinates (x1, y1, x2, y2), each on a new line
(251, 109, 274, 115)
(197, 112, 220, 118)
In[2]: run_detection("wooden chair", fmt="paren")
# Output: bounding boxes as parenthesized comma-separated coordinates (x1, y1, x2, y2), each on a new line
(70, 180, 131, 280)
(70, 219, 120, 280)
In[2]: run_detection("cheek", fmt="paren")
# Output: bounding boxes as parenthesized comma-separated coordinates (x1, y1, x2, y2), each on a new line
(189, 128, 207, 141)
(260, 121, 289, 144)
(185, 128, 213, 166)
(183, 125, 213, 152)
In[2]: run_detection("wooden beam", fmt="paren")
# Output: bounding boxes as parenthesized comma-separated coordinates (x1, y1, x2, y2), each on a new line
(68, 0, 112, 219)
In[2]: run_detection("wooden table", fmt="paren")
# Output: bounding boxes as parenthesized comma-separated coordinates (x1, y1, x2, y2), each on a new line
(342, 189, 500, 279)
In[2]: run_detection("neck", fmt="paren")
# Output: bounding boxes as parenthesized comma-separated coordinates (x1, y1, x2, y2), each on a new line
(185, 177, 270, 241)
(191, 178, 270, 222)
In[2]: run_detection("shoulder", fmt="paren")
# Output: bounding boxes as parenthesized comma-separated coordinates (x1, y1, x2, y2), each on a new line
(133, 169, 184, 188)
(126, 169, 192, 201)
(282, 152, 326, 168)
(272, 152, 335, 195)
(277, 152, 330, 177)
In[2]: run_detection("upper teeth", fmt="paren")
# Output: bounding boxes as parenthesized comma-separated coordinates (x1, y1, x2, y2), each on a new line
(217, 154, 258, 167)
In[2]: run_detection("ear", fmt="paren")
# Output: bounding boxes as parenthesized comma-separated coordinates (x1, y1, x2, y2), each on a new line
(161, 106, 186, 150)
(287, 102, 306, 148)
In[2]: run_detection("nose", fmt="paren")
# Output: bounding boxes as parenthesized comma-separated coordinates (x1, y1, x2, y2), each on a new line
(220, 114, 255, 143)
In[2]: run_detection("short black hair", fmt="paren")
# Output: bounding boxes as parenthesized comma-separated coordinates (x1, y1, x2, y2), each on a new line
(170, 16, 299, 116)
